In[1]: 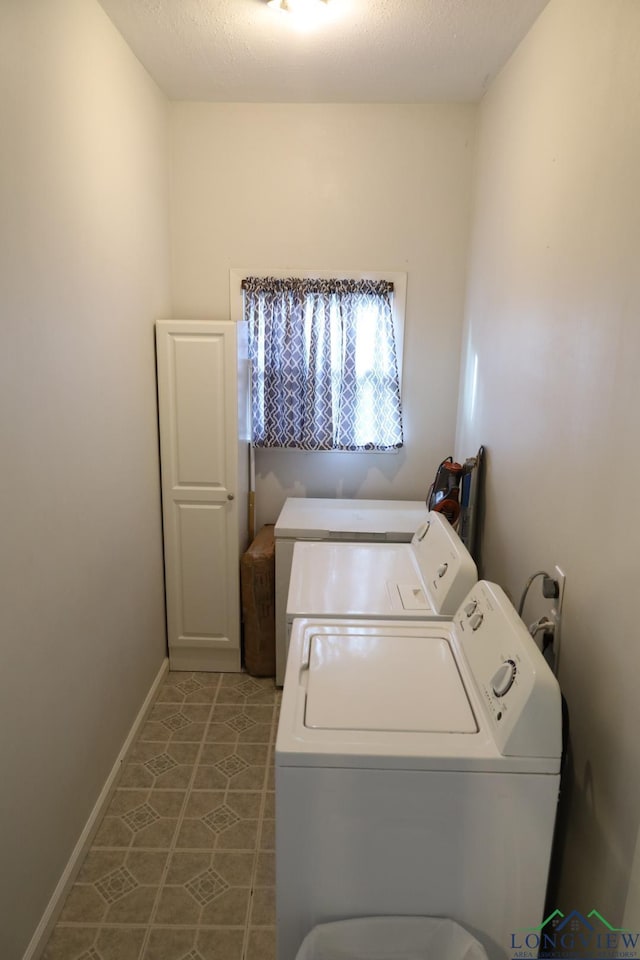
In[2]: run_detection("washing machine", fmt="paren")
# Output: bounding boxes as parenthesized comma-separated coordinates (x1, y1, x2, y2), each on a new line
(284, 512, 477, 663)
(275, 498, 427, 684)
(276, 581, 562, 960)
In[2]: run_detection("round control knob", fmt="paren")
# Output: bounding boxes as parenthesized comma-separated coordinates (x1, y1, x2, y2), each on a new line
(436, 562, 448, 578)
(464, 600, 478, 617)
(491, 660, 517, 698)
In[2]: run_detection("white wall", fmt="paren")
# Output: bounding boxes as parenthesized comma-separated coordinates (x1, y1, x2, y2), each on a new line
(169, 103, 477, 529)
(0, 2, 171, 957)
(457, 0, 640, 919)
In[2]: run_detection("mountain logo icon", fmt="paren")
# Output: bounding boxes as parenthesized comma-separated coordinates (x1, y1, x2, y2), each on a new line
(520, 909, 630, 934)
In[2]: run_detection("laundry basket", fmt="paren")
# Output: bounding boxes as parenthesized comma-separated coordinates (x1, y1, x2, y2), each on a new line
(240, 524, 276, 677)
(294, 917, 489, 960)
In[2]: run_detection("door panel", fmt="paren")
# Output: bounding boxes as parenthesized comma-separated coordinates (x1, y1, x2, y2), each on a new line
(176, 502, 228, 638)
(172, 335, 228, 490)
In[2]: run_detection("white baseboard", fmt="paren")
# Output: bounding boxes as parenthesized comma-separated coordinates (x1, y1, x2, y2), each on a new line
(22, 657, 169, 960)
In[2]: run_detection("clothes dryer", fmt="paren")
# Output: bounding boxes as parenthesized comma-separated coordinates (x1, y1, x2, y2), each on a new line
(276, 581, 562, 960)
(284, 511, 477, 665)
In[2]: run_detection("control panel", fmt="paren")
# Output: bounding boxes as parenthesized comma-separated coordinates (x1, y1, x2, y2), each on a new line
(411, 511, 478, 616)
(454, 581, 561, 759)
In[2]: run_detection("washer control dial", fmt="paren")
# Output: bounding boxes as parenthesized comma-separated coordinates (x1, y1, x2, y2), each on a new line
(491, 659, 517, 697)
(469, 612, 484, 631)
(436, 562, 449, 579)
(464, 600, 478, 617)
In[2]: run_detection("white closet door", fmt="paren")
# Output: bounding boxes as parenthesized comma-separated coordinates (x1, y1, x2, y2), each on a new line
(156, 320, 241, 671)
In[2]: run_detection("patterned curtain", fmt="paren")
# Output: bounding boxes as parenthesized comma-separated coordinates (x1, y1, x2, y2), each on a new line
(242, 277, 404, 451)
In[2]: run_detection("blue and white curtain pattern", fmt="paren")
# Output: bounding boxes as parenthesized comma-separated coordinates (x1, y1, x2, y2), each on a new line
(242, 277, 404, 451)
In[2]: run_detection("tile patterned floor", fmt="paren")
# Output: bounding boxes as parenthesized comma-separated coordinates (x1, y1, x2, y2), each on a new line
(43, 672, 280, 960)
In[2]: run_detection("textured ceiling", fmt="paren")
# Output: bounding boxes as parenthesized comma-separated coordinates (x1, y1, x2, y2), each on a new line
(96, 0, 550, 103)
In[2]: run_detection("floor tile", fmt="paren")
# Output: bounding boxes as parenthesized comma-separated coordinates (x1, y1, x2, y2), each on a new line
(200, 887, 251, 925)
(43, 669, 280, 960)
(95, 927, 148, 960)
(255, 851, 275, 886)
(141, 702, 211, 744)
(119, 742, 200, 790)
(259, 818, 275, 850)
(142, 927, 196, 960)
(206, 704, 275, 746)
(197, 927, 245, 960)
(43, 926, 147, 960)
(93, 788, 186, 850)
(144, 926, 244, 960)
(263, 792, 275, 818)
(249, 886, 275, 925)
(42, 926, 97, 960)
(156, 673, 221, 706)
(217, 677, 278, 708)
(246, 926, 276, 960)
(154, 884, 201, 925)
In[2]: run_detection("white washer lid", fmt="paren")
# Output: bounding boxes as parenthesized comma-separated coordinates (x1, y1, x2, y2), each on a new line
(305, 633, 477, 733)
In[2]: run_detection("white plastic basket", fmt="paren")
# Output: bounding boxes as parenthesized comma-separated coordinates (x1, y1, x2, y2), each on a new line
(294, 917, 490, 960)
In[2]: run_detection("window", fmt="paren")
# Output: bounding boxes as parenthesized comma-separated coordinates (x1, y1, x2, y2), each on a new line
(242, 276, 404, 451)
